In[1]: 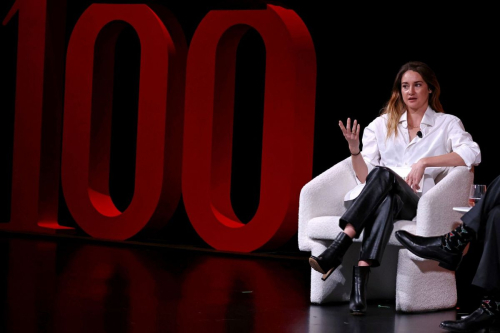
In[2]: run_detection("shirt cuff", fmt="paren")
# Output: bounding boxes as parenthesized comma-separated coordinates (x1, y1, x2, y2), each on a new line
(453, 146, 480, 170)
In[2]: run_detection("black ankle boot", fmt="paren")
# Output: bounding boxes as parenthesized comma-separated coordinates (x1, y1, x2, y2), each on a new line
(309, 232, 353, 281)
(349, 266, 370, 315)
(395, 224, 474, 271)
(439, 298, 498, 332)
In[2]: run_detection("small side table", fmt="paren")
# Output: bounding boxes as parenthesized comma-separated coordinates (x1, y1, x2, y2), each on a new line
(453, 207, 471, 214)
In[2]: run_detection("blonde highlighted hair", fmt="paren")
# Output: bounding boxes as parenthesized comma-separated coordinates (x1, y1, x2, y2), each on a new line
(380, 61, 444, 139)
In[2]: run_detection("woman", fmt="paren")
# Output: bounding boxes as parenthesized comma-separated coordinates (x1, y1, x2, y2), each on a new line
(396, 173, 500, 332)
(308, 61, 481, 315)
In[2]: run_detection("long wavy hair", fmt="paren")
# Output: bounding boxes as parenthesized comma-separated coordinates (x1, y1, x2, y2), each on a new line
(380, 61, 444, 139)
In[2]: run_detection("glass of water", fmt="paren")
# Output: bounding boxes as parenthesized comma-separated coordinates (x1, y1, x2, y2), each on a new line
(469, 184, 487, 207)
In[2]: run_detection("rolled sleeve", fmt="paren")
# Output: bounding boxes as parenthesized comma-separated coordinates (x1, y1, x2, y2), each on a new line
(449, 119, 481, 169)
(361, 119, 381, 165)
(356, 119, 380, 182)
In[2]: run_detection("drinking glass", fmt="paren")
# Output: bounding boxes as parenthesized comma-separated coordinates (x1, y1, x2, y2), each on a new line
(469, 184, 487, 207)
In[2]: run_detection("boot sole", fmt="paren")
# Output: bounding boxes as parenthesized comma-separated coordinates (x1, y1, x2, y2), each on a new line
(349, 310, 365, 316)
(438, 322, 489, 332)
(439, 310, 497, 332)
(308, 258, 335, 281)
(395, 233, 461, 271)
(308, 258, 326, 274)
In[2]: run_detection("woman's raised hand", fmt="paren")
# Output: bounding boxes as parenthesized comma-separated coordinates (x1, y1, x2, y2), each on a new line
(339, 118, 361, 154)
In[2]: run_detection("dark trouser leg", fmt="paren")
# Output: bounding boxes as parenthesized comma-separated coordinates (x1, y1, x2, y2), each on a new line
(471, 205, 500, 293)
(339, 166, 419, 238)
(358, 192, 402, 267)
(394, 173, 500, 273)
(462, 174, 500, 236)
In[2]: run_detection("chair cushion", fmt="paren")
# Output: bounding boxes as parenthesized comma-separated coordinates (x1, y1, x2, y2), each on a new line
(306, 216, 417, 246)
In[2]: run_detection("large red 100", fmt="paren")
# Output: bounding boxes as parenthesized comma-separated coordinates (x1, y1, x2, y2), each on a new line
(1, 0, 316, 252)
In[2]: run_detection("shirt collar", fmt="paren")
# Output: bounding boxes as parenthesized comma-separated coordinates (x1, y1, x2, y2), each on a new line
(400, 106, 436, 129)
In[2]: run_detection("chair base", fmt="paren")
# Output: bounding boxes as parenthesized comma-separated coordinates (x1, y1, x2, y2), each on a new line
(395, 249, 457, 312)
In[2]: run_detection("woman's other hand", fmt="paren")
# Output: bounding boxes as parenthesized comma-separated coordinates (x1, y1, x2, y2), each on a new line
(406, 160, 425, 192)
(339, 118, 361, 154)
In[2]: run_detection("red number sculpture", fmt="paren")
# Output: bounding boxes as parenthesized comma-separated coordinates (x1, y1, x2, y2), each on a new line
(61, 4, 186, 239)
(1, 0, 71, 232)
(182, 4, 316, 251)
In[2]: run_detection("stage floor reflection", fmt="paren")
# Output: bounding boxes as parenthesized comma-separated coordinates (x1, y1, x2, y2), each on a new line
(0, 233, 498, 333)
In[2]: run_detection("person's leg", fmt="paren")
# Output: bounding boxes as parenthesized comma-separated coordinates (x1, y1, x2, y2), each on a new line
(343, 167, 416, 268)
(439, 295, 498, 332)
(349, 179, 415, 315)
(395, 174, 500, 271)
(310, 167, 417, 315)
(462, 174, 500, 235)
(309, 167, 409, 281)
(355, 167, 417, 268)
(349, 197, 398, 315)
(395, 223, 473, 271)
(471, 205, 500, 293)
(440, 206, 500, 332)
(357, 192, 405, 266)
(339, 166, 418, 236)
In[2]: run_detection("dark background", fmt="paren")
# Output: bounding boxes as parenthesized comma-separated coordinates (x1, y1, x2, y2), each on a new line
(0, 0, 496, 254)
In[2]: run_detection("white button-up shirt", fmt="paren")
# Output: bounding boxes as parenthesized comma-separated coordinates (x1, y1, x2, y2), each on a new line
(361, 107, 481, 176)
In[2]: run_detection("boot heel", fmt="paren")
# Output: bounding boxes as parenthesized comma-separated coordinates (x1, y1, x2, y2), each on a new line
(321, 266, 336, 281)
(309, 257, 339, 281)
(438, 262, 454, 271)
(438, 257, 462, 271)
(309, 232, 353, 281)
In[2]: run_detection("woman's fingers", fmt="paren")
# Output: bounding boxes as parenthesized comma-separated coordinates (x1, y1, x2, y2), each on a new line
(406, 174, 422, 192)
(339, 118, 359, 135)
(351, 119, 357, 134)
(350, 119, 359, 137)
(339, 120, 346, 133)
(405, 177, 417, 192)
(339, 118, 361, 141)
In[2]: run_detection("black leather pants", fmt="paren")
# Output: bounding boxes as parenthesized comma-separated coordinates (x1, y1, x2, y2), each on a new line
(340, 166, 419, 267)
(461, 174, 500, 293)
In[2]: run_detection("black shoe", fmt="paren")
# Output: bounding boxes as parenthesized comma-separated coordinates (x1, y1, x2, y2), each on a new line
(439, 300, 498, 332)
(349, 266, 370, 315)
(309, 232, 353, 281)
(394, 230, 463, 271)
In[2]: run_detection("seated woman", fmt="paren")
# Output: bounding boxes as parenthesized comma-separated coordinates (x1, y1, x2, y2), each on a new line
(308, 61, 481, 315)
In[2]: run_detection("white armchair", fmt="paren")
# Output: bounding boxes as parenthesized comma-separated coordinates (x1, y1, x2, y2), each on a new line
(298, 156, 474, 312)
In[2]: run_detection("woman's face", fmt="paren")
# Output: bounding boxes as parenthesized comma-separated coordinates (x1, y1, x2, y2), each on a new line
(400, 70, 431, 113)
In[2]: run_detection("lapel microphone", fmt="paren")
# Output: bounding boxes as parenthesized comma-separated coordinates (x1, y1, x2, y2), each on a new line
(417, 131, 423, 138)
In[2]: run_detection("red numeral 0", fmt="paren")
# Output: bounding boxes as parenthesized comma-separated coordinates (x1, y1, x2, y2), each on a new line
(182, 5, 316, 251)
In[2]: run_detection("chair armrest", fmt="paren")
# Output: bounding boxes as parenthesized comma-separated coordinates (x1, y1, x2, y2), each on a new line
(415, 166, 474, 237)
(298, 157, 357, 251)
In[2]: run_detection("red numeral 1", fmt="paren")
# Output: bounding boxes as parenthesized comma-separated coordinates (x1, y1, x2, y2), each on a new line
(1, 0, 71, 232)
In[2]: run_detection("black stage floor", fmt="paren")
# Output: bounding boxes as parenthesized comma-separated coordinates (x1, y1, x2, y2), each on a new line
(0, 232, 498, 333)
